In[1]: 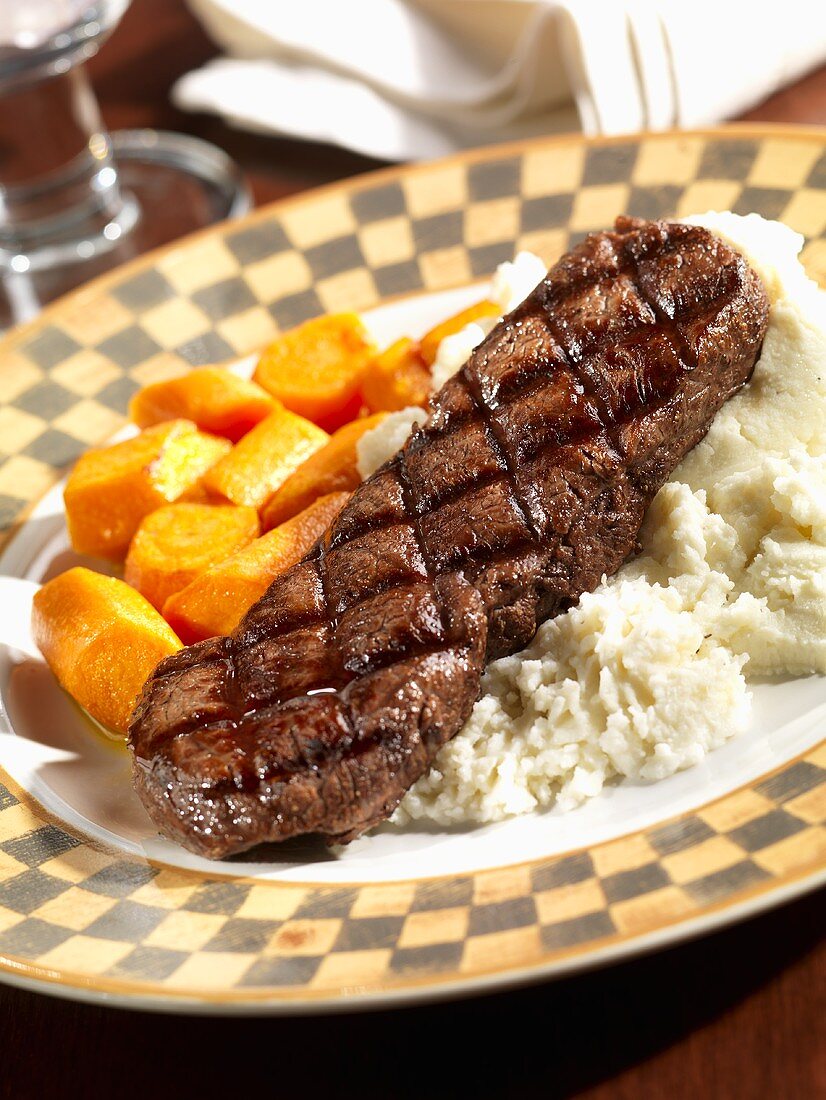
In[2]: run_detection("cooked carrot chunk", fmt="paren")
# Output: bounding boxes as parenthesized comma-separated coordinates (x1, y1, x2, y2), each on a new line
(125, 502, 260, 611)
(128, 367, 277, 442)
(419, 299, 500, 366)
(361, 338, 432, 413)
(32, 567, 181, 735)
(163, 492, 349, 643)
(201, 406, 328, 510)
(64, 420, 231, 560)
(260, 412, 386, 531)
(253, 313, 376, 430)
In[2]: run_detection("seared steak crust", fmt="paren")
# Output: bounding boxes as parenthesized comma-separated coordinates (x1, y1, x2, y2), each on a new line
(129, 218, 769, 858)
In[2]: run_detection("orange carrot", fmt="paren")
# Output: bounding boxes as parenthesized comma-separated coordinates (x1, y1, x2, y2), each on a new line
(163, 492, 349, 643)
(64, 420, 231, 560)
(253, 313, 376, 431)
(129, 367, 277, 442)
(361, 338, 432, 414)
(32, 567, 181, 735)
(125, 502, 260, 611)
(202, 406, 329, 510)
(260, 412, 386, 531)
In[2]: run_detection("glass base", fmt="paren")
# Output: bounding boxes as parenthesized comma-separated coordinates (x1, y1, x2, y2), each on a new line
(1, 130, 252, 328)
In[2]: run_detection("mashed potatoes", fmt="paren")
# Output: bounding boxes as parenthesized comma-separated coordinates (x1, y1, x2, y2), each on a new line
(362, 214, 826, 826)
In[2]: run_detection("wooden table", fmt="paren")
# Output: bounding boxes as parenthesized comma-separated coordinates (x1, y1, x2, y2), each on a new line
(2, 3, 825, 1097)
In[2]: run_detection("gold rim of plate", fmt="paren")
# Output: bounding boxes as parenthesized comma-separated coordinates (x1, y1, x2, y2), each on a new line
(0, 125, 824, 1010)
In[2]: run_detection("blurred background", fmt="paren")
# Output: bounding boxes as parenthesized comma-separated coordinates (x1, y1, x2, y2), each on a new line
(92, 0, 826, 197)
(1, 0, 826, 326)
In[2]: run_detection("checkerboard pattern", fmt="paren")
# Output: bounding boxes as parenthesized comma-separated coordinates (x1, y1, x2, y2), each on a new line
(0, 128, 824, 1005)
(2, 129, 826, 546)
(0, 749, 823, 1002)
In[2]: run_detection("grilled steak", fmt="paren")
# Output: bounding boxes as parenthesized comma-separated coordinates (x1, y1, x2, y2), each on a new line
(129, 217, 769, 858)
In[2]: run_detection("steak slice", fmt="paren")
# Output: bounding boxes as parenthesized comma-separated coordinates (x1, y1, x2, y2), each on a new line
(129, 218, 769, 858)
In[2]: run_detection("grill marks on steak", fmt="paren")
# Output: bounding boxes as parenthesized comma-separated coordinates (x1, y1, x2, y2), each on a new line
(134, 574, 487, 847)
(129, 218, 769, 858)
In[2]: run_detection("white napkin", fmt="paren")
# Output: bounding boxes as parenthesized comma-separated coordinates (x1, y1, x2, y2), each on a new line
(174, 0, 826, 162)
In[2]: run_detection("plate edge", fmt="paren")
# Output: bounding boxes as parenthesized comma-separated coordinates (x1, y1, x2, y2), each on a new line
(2, 122, 825, 353)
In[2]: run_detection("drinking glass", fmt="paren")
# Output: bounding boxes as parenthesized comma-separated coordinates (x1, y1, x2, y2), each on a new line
(0, 0, 251, 327)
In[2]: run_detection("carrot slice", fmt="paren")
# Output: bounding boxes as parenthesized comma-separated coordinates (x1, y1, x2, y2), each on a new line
(202, 406, 329, 510)
(259, 412, 386, 531)
(129, 367, 277, 442)
(64, 420, 231, 560)
(163, 492, 349, 644)
(253, 313, 376, 431)
(419, 299, 500, 366)
(361, 338, 432, 414)
(32, 567, 182, 735)
(125, 502, 260, 611)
